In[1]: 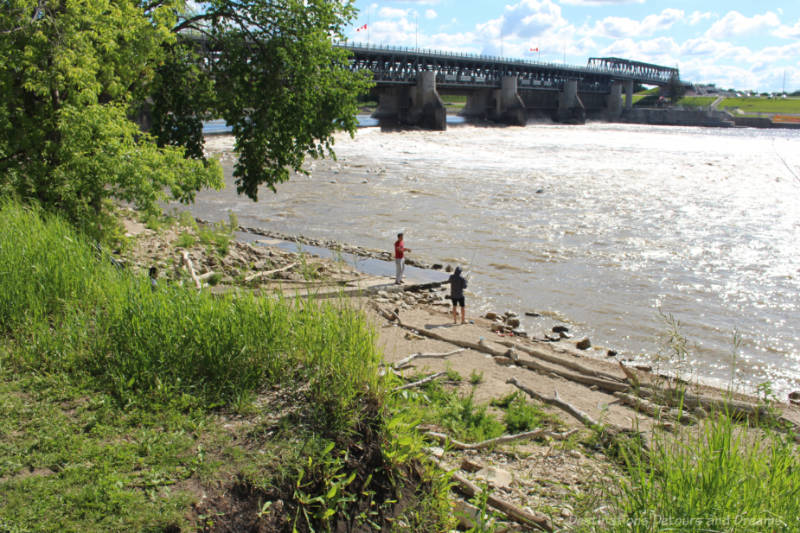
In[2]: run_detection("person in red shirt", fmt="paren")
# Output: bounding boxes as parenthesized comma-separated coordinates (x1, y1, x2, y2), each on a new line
(394, 232, 411, 284)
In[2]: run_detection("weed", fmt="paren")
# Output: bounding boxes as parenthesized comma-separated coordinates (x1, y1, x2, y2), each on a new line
(469, 369, 484, 385)
(176, 231, 197, 249)
(503, 393, 561, 433)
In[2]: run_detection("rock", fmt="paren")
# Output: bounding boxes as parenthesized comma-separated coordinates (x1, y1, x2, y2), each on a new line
(460, 458, 482, 472)
(504, 310, 518, 318)
(511, 329, 528, 338)
(432, 263, 443, 270)
(485, 312, 499, 320)
(576, 337, 591, 350)
(475, 466, 513, 489)
(634, 364, 652, 372)
(552, 325, 569, 334)
(493, 356, 514, 366)
(606, 350, 618, 357)
(491, 323, 505, 333)
(427, 446, 445, 458)
(544, 334, 561, 342)
(524, 311, 541, 317)
(506, 317, 521, 328)
(445, 265, 453, 272)
(789, 391, 800, 405)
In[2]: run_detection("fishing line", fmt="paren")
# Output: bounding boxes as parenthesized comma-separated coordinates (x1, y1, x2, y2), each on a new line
(772, 137, 800, 186)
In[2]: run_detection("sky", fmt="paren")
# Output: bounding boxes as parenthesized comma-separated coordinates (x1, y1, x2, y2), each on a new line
(347, 1, 800, 93)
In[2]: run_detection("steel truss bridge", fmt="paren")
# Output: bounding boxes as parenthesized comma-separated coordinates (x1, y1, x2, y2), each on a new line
(342, 43, 682, 92)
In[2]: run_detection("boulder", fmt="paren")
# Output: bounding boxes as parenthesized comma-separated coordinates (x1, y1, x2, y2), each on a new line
(506, 317, 521, 328)
(484, 312, 499, 320)
(576, 337, 591, 350)
(552, 325, 569, 334)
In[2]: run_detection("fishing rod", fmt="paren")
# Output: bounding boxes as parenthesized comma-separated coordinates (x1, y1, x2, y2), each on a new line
(772, 137, 800, 186)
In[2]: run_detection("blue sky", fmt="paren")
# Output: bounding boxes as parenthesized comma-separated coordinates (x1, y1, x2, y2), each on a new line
(348, 1, 800, 92)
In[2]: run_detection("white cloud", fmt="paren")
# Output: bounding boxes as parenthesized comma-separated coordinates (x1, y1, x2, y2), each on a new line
(688, 11, 713, 26)
(425, 9, 437, 20)
(378, 7, 411, 19)
(478, 0, 568, 39)
(774, 19, 800, 39)
(559, 0, 644, 5)
(590, 8, 684, 39)
(706, 11, 781, 40)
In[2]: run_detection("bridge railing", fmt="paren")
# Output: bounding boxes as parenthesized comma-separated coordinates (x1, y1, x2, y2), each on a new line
(336, 41, 679, 85)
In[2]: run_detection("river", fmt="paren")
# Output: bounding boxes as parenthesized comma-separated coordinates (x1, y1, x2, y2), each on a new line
(193, 121, 800, 398)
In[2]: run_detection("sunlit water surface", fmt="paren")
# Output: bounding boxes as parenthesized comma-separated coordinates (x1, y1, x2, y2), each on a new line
(193, 122, 800, 397)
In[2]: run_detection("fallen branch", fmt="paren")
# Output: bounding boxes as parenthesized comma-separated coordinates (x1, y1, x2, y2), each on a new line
(514, 357, 630, 394)
(613, 391, 698, 426)
(393, 372, 448, 392)
(393, 349, 466, 370)
(429, 458, 553, 532)
(500, 340, 625, 384)
(244, 262, 297, 282)
(425, 428, 578, 450)
(180, 251, 202, 290)
(508, 377, 602, 429)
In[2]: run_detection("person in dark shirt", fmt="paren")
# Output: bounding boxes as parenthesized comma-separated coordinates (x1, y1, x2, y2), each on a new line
(448, 266, 467, 324)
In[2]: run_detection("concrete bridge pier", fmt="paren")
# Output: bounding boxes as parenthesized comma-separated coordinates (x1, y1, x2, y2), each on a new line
(607, 81, 623, 119)
(555, 78, 585, 124)
(371, 71, 446, 130)
(491, 76, 528, 125)
(624, 79, 634, 110)
(409, 71, 446, 130)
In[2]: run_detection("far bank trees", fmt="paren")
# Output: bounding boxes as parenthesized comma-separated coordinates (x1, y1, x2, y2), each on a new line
(0, 0, 372, 238)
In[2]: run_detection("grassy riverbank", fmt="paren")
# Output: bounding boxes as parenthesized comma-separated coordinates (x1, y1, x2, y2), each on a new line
(3, 199, 800, 532)
(0, 200, 450, 531)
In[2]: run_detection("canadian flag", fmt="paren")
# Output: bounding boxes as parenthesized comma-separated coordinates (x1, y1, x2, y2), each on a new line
(530, 47, 539, 52)
(356, 23, 367, 32)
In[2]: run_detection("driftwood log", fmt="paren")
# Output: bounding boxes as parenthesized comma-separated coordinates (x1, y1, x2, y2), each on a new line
(392, 349, 466, 370)
(425, 428, 578, 451)
(244, 262, 297, 282)
(180, 251, 202, 289)
(393, 372, 448, 392)
(613, 391, 698, 426)
(500, 340, 625, 384)
(429, 458, 553, 532)
(514, 357, 630, 394)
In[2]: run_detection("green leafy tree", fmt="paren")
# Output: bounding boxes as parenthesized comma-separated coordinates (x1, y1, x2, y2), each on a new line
(155, 0, 373, 199)
(1, 0, 371, 237)
(0, 0, 222, 237)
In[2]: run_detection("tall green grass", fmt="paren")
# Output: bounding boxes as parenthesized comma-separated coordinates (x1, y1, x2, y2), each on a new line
(600, 412, 800, 532)
(0, 199, 380, 424)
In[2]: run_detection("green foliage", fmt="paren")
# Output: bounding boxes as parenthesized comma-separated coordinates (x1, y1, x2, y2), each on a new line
(197, 220, 233, 256)
(502, 393, 560, 433)
(158, 0, 375, 199)
(676, 96, 716, 108)
(719, 97, 800, 113)
(469, 369, 484, 385)
(176, 231, 197, 249)
(0, 0, 222, 239)
(0, 200, 458, 531)
(603, 413, 800, 532)
(1, 0, 371, 237)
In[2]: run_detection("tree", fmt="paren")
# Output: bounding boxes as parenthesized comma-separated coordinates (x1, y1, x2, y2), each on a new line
(154, 0, 373, 200)
(0, 0, 371, 237)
